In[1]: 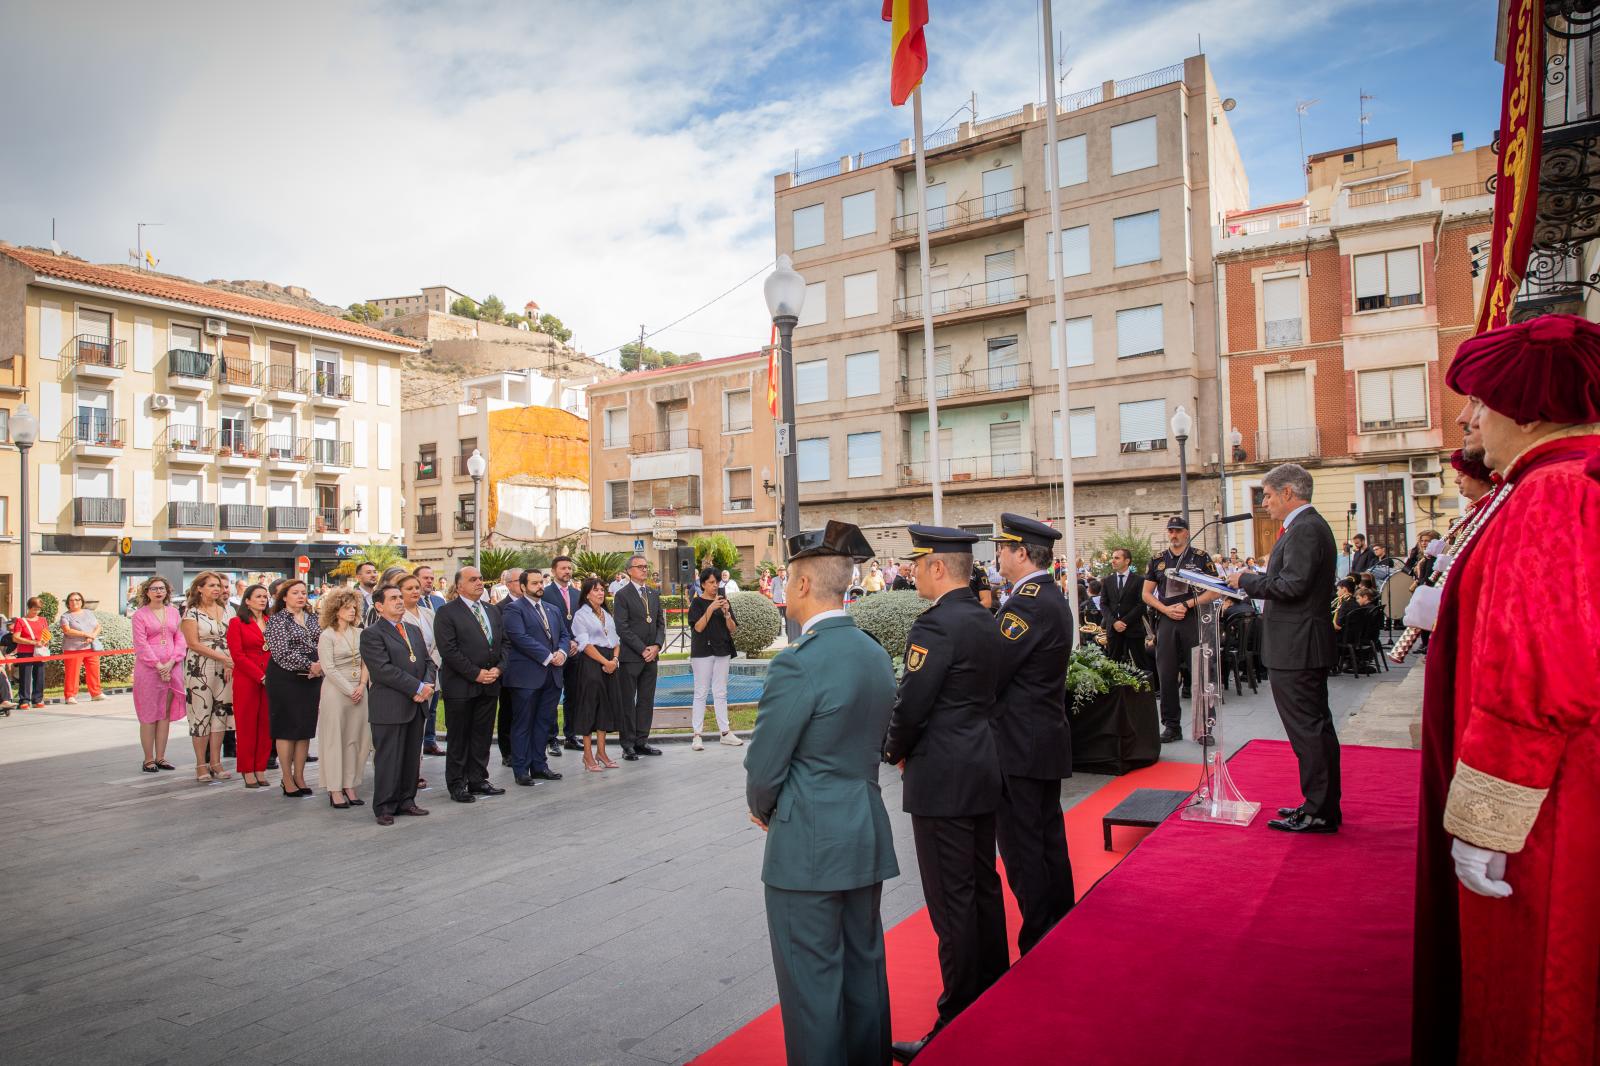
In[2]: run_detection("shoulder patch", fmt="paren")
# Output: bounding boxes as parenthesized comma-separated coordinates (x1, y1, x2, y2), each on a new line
(1156, 561, 1167, 571)
(999, 612, 1030, 641)
(905, 643, 928, 672)
(1016, 582, 1040, 597)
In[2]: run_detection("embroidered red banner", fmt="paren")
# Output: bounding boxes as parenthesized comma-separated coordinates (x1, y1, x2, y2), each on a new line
(1477, 0, 1546, 332)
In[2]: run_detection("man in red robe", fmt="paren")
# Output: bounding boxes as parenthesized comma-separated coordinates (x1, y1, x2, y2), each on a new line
(1414, 313, 1600, 1065)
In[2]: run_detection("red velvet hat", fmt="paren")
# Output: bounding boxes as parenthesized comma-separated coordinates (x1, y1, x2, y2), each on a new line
(1449, 448, 1494, 483)
(1446, 314, 1600, 423)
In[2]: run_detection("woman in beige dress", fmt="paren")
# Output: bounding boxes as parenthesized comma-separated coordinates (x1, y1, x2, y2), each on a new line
(182, 571, 235, 783)
(316, 587, 371, 809)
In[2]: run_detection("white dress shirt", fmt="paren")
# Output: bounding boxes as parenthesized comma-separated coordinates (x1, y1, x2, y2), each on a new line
(800, 608, 849, 634)
(1281, 502, 1314, 530)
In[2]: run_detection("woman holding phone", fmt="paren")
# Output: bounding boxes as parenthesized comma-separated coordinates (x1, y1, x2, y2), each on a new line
(687, 568, 740, 751)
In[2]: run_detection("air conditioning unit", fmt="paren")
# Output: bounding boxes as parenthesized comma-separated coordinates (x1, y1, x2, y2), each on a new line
(1411, 477, 1443, 497)
(1409, 455, 1442, 476)
(204, 318, 228, 336)
(251, 403, 273, 420)
(149, 393, 175, 412)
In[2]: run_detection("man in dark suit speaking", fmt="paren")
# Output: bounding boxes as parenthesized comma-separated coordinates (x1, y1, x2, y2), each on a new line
(360, 585, 436, 826)
(613, 555, 666, 760)
(433, 566, 507, 803)
(1229, 462, 1341, 834)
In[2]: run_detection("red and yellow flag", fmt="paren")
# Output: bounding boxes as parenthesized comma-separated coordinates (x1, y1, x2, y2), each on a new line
(1476, 0, 1545, 333)
(767, 323, 779, 416)
(882, 0, 928, 106)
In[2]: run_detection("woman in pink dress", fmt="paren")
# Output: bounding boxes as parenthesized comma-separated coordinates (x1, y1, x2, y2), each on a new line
(131, 577, 186, 772)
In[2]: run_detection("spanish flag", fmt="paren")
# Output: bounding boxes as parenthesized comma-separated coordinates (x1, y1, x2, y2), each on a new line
(767, 323, 779, 416)
(882, 0, 928, 106)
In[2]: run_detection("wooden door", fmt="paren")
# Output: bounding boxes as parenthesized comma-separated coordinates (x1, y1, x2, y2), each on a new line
(1363, 478, 1407, 555)
(1251, 486, 1277, 559)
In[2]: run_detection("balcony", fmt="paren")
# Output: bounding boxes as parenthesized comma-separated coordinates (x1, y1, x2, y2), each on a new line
(61, 415, 125, 459)
(218, 503, 264, 532)
(162, 424, 216, 466)
(1264, 318, 1304, 349)
(896, 363, 1032, 407)
(268, 506, 310, 535)
(415, 513, 440, 535)
(311, 371, 352, 407)
(265, 364, 309, 402)
(73, 496, 125, 528)
(455, 453, 478, 477)
(262, 433, 309, 470)
(898, 451, 1033, 487)
(415, 457, 440, 482)
(217, 357, 263, 398)
(455, 512, 477, 533)
(314, 506, 345, 537)
(890, 188, 1026, 245)
(632, 429, 701, 454)
(1347, 183, 1419, 209)
(1255, 427, 1322, 462)
(217, 428, 265, 468)
(166, 501, 216, 536)
(167, 349, 215, 392)
(58, 335, 127, 381)
(312, 438, 353, 471)
(893, 275, 1028, 330)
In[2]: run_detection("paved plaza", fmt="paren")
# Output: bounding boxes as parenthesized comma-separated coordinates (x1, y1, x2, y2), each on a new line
(0, 663, 1407, 1066)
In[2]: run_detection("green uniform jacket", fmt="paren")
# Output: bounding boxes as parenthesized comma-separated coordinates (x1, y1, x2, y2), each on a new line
(745, 615, 901, 892)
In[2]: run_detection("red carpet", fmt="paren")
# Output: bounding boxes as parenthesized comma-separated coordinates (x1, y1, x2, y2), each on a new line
(919, 740, 1418, 1066)
(692, 758, 1203, 1066)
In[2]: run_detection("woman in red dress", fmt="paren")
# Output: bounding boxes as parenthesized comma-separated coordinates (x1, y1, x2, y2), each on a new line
(226, 584, 272, 788)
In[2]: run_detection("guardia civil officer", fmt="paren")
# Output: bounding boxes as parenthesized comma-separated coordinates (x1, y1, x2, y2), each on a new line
(989, 513, 1076, 955)
(1142, 515, 1222, 744)
(883, 526, 1008, 1062)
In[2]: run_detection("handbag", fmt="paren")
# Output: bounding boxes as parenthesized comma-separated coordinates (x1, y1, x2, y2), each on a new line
(91, 637, 104, 651)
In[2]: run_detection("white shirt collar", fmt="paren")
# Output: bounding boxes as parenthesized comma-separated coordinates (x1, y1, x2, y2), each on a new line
(1282, 503, 1314, 529)
(801, 608, 849, 634)
(1014, 568, 1050, 587)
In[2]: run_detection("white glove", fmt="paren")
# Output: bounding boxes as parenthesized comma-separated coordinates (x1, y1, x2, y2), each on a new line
(1451, 838, 1512, 898)
(1426, 539, 1447, 558)
(1403, 584, 1441, 631)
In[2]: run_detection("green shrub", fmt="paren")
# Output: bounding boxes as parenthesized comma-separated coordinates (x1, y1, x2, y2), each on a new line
(728, 591, 782, 656)
(1066, 643, 1150, 712)
(574, 550, 629, 582)
(44, 610, 135, 687)
(848, 590, 930, 662)
(1090, 527, 1155, 578)
(36, 591, 60, 623)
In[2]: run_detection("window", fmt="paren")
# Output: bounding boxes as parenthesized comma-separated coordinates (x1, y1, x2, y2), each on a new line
(219, 407, 248, 451)
(603, 406, 628, 449)
(1051, 408, 1098, 459)
(723, 389, 752, 433)
(416, 443, 438, 479)
(1046, 134, 1088, 189)
(725, 468, 754, 511)
(984, 250, 1019, 303)
(987, 336, 1021, 389)
(1358, 366, 1429, 432)
(418, 497, 437, 516)
(845, 351, 879, 398)
(458, 493, 477, 527)
(1354, 248, 1423, 311)
(842, 191, 876, 238)
(1048, 226, 1090, 280)
(847, 432, 882, 478)
(795, 360, 828, 404)
(1263, 276, 1303, 347)
(605, 480, 629, 519)
(797, 437, 830, 482)
(843, 271, 878, 319)
(793, 204, 824, 249)
(1116, 304, 1164, 358)
(981, 165, 1018, 217)
(1050, 316, 1094, 369)
(1263, 370, 1315, 458)
(170, 324, 202, 352)
(1111, 115, 1158, 174)
(797, 281, 827, 327)
(988, 421, 1025, 476)
(1119, 398, 1169, 451)
(456, 436, 478, 476)
(632, 476, 702, 512)
(1113, 210, 1161, 267)
(0, 407, 8, 443)
(0, 496, 8, 536)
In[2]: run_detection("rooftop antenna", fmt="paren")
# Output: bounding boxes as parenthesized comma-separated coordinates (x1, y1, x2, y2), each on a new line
(1359, 88, 1376, 166)
(1296, 99, 1319, 194)
(131, 221, 162, 271)
(50, 217, 60, 256)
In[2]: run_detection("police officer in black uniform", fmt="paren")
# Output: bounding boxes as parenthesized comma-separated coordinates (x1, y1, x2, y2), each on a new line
(883, 526, 1008, 1062)
(989, 512, 1076, 956)
(1142, 515, 1222, 744)
(969, 560, 994, 610)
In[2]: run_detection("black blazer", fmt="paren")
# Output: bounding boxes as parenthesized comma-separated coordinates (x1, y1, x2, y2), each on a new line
(360, 621, 437, 726)
(1349, 546, 1376, 574)
(1239, 508, 1338, 671)
(990, 574, 1074, 779)
(613, 583, 666, 663)
(432, 595, 507, 697)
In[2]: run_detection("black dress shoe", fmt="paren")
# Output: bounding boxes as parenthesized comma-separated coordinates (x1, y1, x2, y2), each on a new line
(422, 744, 445, 757)
(306, 755, 318, 763)
(547, 745, 562, 758)
(470, 783, 506, 796)
(501, 756, 513, 767)
(1268, 812, 1338, 833)
(348, 798, 366, 807)
(892, 1033, 934, 1062)
(375, 813, 396, 826)
(623, 752, 640, 761)
(1159, 726, 1183, 743)
(563, 738, 583, 751)
(531, 769, 562, 781)
(397, 803, 429, 816)
(1276, 804, 1306, 818)
(638, 745, 662, 756)
(450, 791, 476, 803)
(515, 774, 536, 786)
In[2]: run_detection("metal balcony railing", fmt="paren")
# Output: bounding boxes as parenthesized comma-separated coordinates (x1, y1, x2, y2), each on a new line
(891, 188, 1026, 240)
(415, 457, 439, 480)
(1347, 183, 1419, 208)
(455, 512, 476, 532)
(1265, 318, 1304, 348)
(219, 503, 264, 531)
(315, 506, 342, 533)
(897, 363, 1031, 403)
(162, 424, 216, 456)
(266, 364, 309, 393)
(64, 415, 125, 448)
(264, 434, 310, 462)
(59, 334, 127, 377)
(167, 348, 214, 382)
(455, 453, 479, 477)
(1439, 182, 1490, 202)
(1256, 427, 1322, 461)
(415, 513, 440, 535)
(217, 357, 263, 389)
(312, 438, 352, 466)
(898, 451, 1032, 486)
(167, 501, 215, 530)
(894, 275, 1027, 321)
(1544, 18, 1599, 134)
(74, 497, 125, 526)
(218, 427, 264, 457)
(1113, 62, 1184, 97)
(312, 370, 352, 401)
(631, 429, 702, 453)
(268, 506, 309, 533)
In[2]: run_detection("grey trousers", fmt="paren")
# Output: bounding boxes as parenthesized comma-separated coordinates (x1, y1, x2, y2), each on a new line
(764, 882, 891, 1066)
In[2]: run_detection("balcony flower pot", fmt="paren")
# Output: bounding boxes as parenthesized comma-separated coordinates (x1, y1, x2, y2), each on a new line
(314, 516, 328, 533)
(217, 447, 233, 457)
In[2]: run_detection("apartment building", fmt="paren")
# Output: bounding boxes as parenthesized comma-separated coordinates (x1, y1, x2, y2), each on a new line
(771, 55, 1248, 561)
(1215, 136, 1497, 558)
(586, 351, 781, 585)
(369, 285, 472, 319)
(404, 369, 591, 571)
(0, 245, 420, 614)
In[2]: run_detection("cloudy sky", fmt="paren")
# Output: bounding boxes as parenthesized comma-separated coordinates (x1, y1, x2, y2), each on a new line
(0, 0, 1501, 364)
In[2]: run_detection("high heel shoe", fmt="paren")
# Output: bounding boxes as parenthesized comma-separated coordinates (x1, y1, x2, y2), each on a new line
(329, 793, 351, 810)
(583, 757, 604, 773)
(208, 763, 233, 781)
(600, 755, 619, 769)
(281, 785, 303, 797)
(294, 786, 313, 797)
(141, 762, 159, 773)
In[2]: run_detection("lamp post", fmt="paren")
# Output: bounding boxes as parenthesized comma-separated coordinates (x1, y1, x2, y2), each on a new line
(11, 403, 38, 613)
(466, 448, 487, 572)
(1171, 405, 1192, 530)
(763, 256, 806, 549)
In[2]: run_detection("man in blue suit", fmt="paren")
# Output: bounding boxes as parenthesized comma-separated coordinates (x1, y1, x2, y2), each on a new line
(542, 556, 585, 756)
(502, 569, 570, 786)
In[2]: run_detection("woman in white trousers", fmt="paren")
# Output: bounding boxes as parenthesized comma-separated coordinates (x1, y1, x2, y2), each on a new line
(687, 569, 741, 751)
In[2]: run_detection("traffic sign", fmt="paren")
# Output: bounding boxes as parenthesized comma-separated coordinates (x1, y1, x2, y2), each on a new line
(633, 538, 645, 553)
(295, 555, 311, 575)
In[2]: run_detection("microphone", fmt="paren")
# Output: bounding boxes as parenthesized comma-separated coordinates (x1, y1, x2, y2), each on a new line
(1189, 512, 1252, 546)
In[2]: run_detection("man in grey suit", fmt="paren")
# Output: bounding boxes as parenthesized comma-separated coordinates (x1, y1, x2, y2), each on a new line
(746, 522, 899, 1066)
(612, 555, 666, 759)
(1229, 462, 1341, 833)
(360, 585, 437, 826)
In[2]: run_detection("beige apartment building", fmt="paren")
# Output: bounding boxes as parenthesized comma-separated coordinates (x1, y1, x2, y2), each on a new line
(0, 244, 419, 614)
(772, 55, 1248, 561)
(586, 351, 781, 586)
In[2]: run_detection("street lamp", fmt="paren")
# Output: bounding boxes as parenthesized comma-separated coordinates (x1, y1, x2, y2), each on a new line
(763, 255, 806, 550)
(1171, 404, 1192, 529)
(11, 403, 38, 612)
(1230, 426, 1246, 463)
(466, 448, 487, 571)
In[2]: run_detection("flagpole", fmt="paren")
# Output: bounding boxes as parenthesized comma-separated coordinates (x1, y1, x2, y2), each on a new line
(1040, 0, 1077, 629)
(911, 85, 944, 523)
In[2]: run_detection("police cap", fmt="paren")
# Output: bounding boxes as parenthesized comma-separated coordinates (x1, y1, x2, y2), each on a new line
(906, 524, 980, 557)
(991, 512, 1062, 548)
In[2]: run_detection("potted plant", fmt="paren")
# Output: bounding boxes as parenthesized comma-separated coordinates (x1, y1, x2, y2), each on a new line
(1067, 643, 1159, 776)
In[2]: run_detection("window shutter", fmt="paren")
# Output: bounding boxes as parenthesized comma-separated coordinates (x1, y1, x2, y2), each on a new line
(1050, 135, 1088, 189)
(1052, 411, 1063, 458)
(1119, 398, 1167, 444)
(1066, 316, 1094, 366)
(1070, 408, 1097, 457)
(1264, 370, 1308, 430)
(608, 481, 629, 517)
(378, 487, 393, 534)
(843, 271, 878, 318)
(351, 354, 367, 402)
(728, 468, 753, 500)
(1114, 211, 1161, 267)
(1387, 248, 1421, 298)
(133, 470, 154, 526)
(39, 381, 60, 441)
(1392, 366, 1428, 424)
(793, 204, 824, 249)
(1263, 277, 1300, 321)
(376, 362, 393, 406)
(1116, 304, 1164, 357)
(798, 281, 826, 327)
(354, 485, 369, 533)
(1354, 254, 1387, 298)
(797, 438, 829, 481)
(1111, 116, 1158, 174)
(795, 360, 828, 404)
(38, 300, 61, 361)
(377, 422, 392, 470)
(133, 317, 154, 373)
(352, 419, 368, 467)
(1060, 225, 1090, 277)
(845, 351, 878, 397)
(1359, 371, 1394, 426)
(842, 191, 875, 238)
(133, 392, 154, 449)
(847, 432, 882, 477)
(38, 463, 60, 521)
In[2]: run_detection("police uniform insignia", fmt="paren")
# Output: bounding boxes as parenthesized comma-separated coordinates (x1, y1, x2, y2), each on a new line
(1016, 582, 1040, 597)
(999, 612, 1030, 641)
(1156, 561, 1167, 571)
(905, 643, 928, 672)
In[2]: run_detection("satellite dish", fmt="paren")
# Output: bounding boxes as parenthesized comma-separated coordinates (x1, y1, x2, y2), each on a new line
(1222, 98, 1237, 112)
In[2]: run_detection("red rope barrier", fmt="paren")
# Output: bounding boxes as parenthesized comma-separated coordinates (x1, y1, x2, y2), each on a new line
(0, 648, 135, 666)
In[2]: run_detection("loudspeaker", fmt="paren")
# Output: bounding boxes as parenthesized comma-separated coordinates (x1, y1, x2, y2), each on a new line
(675, 546, 696, 578)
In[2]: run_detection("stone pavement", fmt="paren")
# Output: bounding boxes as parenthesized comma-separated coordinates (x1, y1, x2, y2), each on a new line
(0, 662, 1411, 1066)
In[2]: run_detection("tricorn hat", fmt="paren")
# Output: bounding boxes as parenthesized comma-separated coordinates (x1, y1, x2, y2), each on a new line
(787, 520, 875, 563)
